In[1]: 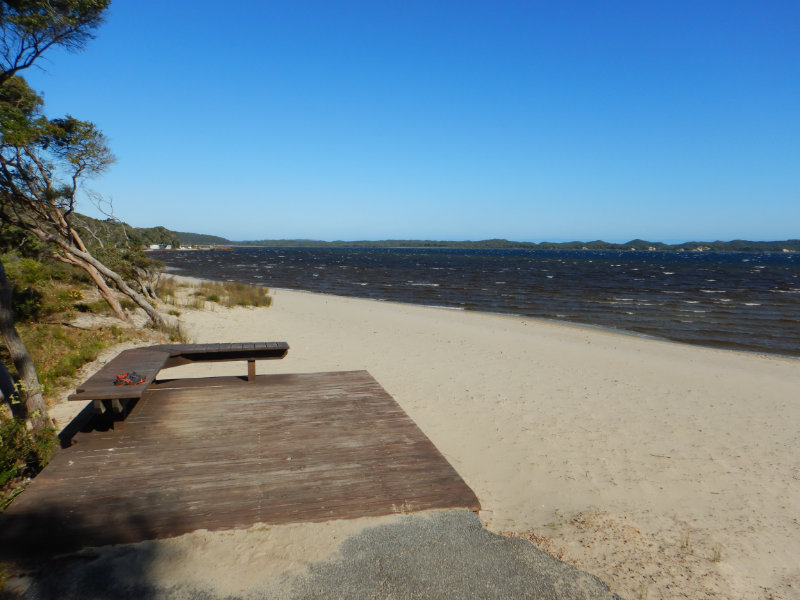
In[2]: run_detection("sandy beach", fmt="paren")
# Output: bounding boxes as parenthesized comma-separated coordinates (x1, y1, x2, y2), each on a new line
(43, 280, 800, 599)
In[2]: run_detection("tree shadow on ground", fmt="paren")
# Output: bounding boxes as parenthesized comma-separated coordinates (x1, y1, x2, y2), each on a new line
(0, 401, 214, 599)
(0, 494, 234, 600)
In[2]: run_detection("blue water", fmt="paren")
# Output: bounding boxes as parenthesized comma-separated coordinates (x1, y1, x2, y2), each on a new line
(149, 247, 800, 358)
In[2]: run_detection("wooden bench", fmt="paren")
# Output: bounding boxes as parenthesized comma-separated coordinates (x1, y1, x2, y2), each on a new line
(68, 342, 289, 414)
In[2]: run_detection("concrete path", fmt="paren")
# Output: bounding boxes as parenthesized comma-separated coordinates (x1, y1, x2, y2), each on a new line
(15, 511, 622, 600)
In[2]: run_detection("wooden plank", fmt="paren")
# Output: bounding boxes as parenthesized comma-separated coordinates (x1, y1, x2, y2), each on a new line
(0, 371, 479, 560)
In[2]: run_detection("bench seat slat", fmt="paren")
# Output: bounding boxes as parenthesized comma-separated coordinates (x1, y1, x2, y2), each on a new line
(69, 350, 171, 402)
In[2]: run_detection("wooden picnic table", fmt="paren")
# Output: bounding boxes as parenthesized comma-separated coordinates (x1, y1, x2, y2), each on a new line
(68, 342, 289, 414)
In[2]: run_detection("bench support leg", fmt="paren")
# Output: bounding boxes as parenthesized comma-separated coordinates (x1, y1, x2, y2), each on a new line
(93, 399, 106, 414)
(247, 359, 256, 382)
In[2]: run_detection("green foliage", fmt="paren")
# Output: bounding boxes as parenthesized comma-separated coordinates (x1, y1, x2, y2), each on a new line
(1, 255, 45, 287)
(10, 286, 43, 321)
(73, 299, 112, 315)
(0, 73, 41, 112)
(0, 414, 57, 503)
(0, 223, 47, 257)
(68, 214, 180, 250)
(0, 0, 110, 86)
(91, 244, 149, 273)
(174, 231, 231, 246)
(1, 252, 88, 300)
(0, 75, 45, 145)
(47, 115, 114, 175)
(10, 323, 133, 392)
(134, 225, 181, 248)
(0, 252, 95, 321)
(1, 0, 108, 37)
(1, 254, 45, 321)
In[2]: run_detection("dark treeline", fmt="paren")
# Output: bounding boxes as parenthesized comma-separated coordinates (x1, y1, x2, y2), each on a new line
(170, 231, 800, 253)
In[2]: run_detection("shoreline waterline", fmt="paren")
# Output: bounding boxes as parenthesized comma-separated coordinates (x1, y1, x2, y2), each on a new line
(164, 271, 800, 362)
(151, 247, 800, 359)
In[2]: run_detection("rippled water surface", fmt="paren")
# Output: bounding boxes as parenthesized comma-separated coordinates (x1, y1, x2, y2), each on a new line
(150, 248, 800, 357)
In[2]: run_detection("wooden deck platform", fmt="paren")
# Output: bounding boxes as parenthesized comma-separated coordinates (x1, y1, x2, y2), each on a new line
(0, 371, 479, 560)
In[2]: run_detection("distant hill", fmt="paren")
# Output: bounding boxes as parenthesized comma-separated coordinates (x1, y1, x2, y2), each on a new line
(155, 229, 800, 253)
(65, 214, 182, 248)
(134, 225, 181, 247)
(225, 238, 800, 252)
(174, 231, 232, 245)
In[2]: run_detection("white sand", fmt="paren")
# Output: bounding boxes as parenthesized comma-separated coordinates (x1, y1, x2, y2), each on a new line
(50, 281, 800, 599)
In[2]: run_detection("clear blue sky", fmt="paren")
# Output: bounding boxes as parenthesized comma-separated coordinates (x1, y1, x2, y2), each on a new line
(23, 1, 800, 242)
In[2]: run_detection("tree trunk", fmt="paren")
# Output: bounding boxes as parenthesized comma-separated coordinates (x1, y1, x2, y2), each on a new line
(62, 245, 166, 326)
(0, 261, 52, 430)
(137, 278, 154, 301)
(58, 254, 128, 321)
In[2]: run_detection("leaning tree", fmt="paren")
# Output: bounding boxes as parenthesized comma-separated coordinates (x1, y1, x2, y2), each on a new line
(0, 0, 118, 429)
(0, 76, 167, 326)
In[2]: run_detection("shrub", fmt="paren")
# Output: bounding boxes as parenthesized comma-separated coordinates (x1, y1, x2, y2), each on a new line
(73, 299, 113, 315)
(225, 282, 272, 308)
(0, 415, 57, 509)
(13, 324, 133, 392)
(193, 280, 271, 308)
(11, 286, 43, 321)
(146, 320, 189, 343)
(186, 296, 206, 310)
(156, 279, 176, 301)
(1, 256, 46, 287)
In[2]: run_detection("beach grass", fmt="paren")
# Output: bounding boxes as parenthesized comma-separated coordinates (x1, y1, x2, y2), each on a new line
(198, 281, 272, 308)
(159, 278, 272, 309)
(11, 323, 136, 394)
